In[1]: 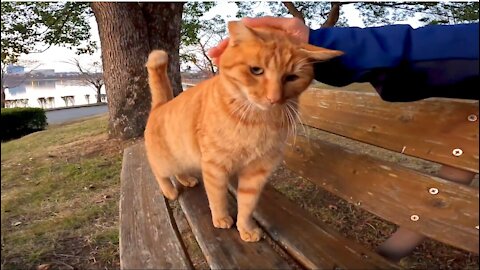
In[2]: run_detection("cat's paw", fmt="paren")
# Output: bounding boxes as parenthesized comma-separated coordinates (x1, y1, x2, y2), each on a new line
(146, 50, 168, 69)
(162, 187, 178, 201)
(176, 175, 199, 187)
(212, 215, 234, 229)
(238, 226, 263, 242)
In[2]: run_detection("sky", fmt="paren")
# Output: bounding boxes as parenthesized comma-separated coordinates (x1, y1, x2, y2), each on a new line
(20, 2, 424, 73)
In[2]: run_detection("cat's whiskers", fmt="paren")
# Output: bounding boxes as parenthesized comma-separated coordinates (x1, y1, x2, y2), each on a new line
(234, 102, 257, 154)
(286, 99, 306, 137)
(280, 106, 288, 136)
(280, 105, 291, 139)
(231, 102, 248, 120)
(283, 104, 297, 145)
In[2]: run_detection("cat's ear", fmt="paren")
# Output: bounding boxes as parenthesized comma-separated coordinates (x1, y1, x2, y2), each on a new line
(228, 21, 259, 46)
(300, 43, 344, 61)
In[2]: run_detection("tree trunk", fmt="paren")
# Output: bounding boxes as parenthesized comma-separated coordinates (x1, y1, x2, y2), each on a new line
(322, 2, 341, 28)
(141, 3, 184, 97)
(1, 87, 5, 108)
(282, 2, 305, 24)
(96, 86, 102, 103)
(91, 2, 183, 139)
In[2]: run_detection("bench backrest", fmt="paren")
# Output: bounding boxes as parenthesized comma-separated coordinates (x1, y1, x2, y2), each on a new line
(284, 88, 479, 254)
(299, 88, 479, 173)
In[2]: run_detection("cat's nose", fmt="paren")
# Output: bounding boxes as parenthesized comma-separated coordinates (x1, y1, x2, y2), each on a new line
(266, 87, 282, 104)
(267, 97, 278, 104)
(266, 96, 281, 104)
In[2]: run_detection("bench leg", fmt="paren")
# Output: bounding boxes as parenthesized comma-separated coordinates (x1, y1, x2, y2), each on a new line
(376, 165, 476, 262)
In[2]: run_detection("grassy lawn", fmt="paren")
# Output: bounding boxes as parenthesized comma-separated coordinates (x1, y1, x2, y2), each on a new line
(1, 115, 128, 269)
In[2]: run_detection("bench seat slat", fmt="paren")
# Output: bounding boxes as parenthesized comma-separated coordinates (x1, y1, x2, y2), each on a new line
(119, 144, 192, 269)
(299, 89, 479, 173)
(229, 183, 400, 269)
(176, 180, 290, 270)
(284, 135, 479, 254)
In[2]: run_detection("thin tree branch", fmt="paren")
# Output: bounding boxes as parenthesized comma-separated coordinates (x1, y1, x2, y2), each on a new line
(322, 2, 341, 28)
(197, 40, 216, 75)
(282, 2, 305, 24)
(62, 58, 104, 102)
(361, 2, 456, 19)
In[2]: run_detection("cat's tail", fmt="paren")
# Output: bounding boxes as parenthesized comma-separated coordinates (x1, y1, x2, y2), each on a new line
(145, 50, 174, 108)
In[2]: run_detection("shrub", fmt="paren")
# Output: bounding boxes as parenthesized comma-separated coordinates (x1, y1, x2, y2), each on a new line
(1, 107, 47, 141)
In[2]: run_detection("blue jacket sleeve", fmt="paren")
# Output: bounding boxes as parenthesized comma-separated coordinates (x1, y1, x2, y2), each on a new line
(309, 23, 479, 101)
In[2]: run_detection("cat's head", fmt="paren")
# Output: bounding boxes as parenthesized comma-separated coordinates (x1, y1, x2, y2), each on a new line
(219, 21, 343, 111)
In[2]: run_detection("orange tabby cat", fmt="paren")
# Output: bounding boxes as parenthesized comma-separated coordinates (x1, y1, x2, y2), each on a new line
(144, 21, 342, 242)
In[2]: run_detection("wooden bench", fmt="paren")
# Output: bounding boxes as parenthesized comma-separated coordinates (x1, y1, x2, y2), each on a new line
(120, 86, 479, 269)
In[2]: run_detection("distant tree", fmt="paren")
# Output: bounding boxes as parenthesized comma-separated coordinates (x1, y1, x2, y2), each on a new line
(180, 2, 223, 76)
(180, 15, 226, 76)
(1, 2, 94, 108)
(355, 2, 479, 26)
(1, 2, 95, 64)
(267, 2, 347, 27)
(65, 58, 104, 103)
(237, 1, 478, 28)
(1, 64, 8, 108)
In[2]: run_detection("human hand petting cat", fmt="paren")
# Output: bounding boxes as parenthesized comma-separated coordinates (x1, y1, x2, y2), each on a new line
(208, 16, 309, 65)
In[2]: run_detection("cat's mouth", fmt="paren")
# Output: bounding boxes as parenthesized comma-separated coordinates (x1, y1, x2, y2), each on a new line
(248, 98, 286, 111)
(252, 102, 270, 111)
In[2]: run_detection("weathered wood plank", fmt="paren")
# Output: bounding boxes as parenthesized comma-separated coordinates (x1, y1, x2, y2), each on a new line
(228, 182, 400, 269)
(299, 89, 479, 173)
(119, 143, 192, 269)
(284, 135, 479, 254)
(175, 179, 290, 270)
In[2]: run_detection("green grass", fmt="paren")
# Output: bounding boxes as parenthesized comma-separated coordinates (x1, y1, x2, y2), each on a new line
(1, 114, 125, 269)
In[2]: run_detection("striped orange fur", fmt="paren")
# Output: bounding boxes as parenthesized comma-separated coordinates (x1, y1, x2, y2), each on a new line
(144, 21, 342, 242)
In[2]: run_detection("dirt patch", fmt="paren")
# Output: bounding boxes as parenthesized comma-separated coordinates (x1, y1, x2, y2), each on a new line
(33, 235, 118, 270)
(47, 134, 126, 162)
(268, 125, 479, 270)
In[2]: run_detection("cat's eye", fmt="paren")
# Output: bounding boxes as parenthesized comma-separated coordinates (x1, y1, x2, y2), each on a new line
(285, 74, 299, 82)
(250, 66, 264, 75)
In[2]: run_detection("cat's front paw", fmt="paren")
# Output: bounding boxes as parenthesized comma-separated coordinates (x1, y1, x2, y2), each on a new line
(176, 175, 199, 187)
(162, 187, 178, 201)
(212, 215, 234, 229)
(238, 225, 263, 242)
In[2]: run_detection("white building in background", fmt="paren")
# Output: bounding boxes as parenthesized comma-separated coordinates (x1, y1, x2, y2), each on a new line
(30, 69, 55, 76)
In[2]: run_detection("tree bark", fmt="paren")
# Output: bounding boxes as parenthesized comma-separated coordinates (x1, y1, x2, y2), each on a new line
(96, 86, 102, 103)
(91, 2, 183, 139)
(322, 2, 341, 27)
(141, 3, 184, 97)
(282, 2, 305, 24)
(1, 88, 5, 108)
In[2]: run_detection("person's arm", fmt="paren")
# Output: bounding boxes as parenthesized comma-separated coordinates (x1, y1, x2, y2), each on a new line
(309, 23, 479, 101)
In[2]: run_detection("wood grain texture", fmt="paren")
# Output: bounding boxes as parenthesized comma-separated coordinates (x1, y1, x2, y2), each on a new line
(228, 182, 400, 269)
(119, 143, 192, 269)
(175, 179, 290, 270)
(284, 135, 479, 254)
(299, 89, 479, 173)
